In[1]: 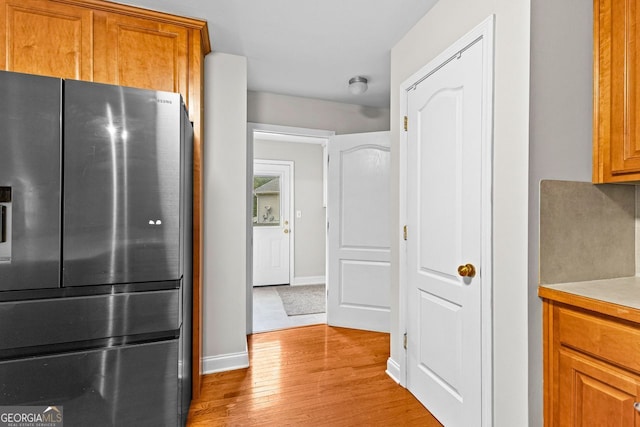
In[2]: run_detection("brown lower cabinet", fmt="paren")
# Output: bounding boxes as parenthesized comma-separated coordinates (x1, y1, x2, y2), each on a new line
(541, 289, 640, 426)
(0, 0, 210, 398)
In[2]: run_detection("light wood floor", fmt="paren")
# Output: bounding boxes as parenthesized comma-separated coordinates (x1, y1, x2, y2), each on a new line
(187, 324, 443, 426)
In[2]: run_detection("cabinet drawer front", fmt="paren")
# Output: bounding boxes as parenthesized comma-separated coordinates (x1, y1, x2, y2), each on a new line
(558, 306, 640, 372)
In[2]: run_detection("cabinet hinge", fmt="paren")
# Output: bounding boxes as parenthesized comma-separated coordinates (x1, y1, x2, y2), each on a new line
(403, 116, 408, 132)
(403, 332, 408, 350)
(403, 225, 408, 241)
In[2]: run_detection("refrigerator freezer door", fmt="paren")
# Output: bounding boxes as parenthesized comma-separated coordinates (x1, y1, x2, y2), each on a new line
(0, 71, 61, 291)
(0, 340, 179, 426)
(0, 289, 179, 353)
(63, 80, 183, 286)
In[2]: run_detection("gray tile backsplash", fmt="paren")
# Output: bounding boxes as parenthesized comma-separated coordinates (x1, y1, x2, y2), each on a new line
(539, 180, 636, 284)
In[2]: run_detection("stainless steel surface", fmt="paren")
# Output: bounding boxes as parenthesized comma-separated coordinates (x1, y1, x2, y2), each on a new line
(0, 340, 179, 427)
(0, 71, 61, 290)
(0, 71, 193, 426)
(179, 108, 193, 279)
(63, 80, 183, 286)
(0, 280, 178, 302)
(178, 108, 194, 423)
(0, 289, 179, 352)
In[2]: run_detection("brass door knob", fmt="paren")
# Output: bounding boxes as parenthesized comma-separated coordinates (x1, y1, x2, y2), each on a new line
(457, 263, 476, 278)
(284, 229, 289, 234)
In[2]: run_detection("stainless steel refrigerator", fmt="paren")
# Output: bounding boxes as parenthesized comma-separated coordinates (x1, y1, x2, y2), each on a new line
(0, 71, 193, 426)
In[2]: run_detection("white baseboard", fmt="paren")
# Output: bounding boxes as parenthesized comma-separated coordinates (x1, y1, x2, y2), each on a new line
(292, 275, 325, 286)
(202, 346, 250, 374)
(386, 357, 401, 384)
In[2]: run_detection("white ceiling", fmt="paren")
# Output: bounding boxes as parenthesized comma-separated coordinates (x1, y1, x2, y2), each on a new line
(118, 0, 438, 108)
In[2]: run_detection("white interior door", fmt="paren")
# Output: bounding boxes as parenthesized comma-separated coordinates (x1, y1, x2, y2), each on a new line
(327, 131, 390, 332)
(253, 160, 292, 286)
(405, 30, 490, 426)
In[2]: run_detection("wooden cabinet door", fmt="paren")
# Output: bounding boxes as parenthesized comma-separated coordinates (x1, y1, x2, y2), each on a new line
(594, 0, 640, 182)
(0, 0, 92, 80)
(93, 11, 189, 102)
(558, 350, 640, 426)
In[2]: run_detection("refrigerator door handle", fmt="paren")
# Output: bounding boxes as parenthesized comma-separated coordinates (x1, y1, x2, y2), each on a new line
(0, 187, 10, 203)
(0, 205, 5, 243)
(0, 187, 9, 244)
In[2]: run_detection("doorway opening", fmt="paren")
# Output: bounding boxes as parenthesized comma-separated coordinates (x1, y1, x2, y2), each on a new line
(247, 123, 334, 334)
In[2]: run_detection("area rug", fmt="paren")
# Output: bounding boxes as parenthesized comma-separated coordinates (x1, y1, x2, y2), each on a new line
(275, 284, 326, 316)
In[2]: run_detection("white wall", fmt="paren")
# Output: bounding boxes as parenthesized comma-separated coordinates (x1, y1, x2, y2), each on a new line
(202, 52, 249, 369)
(390, 1, 531, 424)
(529, 1, 593, 424)
(248, 91, 390, 135)
(254, 138, 326, 281)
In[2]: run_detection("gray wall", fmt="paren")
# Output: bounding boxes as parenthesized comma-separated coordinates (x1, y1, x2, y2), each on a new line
(391, 1, 531, 424)
(202, 79, 390, 366)
(254, 138, 326, 280)
(529, 0, 593, 424)
(248, 91, 390, 135)
(202, 52, 248, 363)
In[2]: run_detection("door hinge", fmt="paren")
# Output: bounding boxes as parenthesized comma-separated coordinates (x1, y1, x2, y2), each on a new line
(403, 116, 408, 131)
(403, 332, 408, 350)
(403, 225, 408, 241)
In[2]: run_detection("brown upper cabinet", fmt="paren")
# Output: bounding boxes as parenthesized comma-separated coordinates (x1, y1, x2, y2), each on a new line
(0, 0, 93, 80)
(594, 0, 640, 182)
(92, 11, 190, 97)
(0, 0, 211, 398)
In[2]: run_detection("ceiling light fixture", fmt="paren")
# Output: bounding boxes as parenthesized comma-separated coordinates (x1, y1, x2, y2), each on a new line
(348, 76, 368, 95)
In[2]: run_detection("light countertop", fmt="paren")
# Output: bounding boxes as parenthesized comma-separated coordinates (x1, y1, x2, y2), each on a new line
(539, 276, 640, 322)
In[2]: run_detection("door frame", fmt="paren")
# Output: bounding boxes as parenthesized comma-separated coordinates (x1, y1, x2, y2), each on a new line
(246, 123, 334, 334)
(398, 15, 494, 426)
(253, 159, 294, 286)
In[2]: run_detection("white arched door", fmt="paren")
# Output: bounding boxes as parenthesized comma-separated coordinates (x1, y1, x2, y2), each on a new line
(327, 131, 391, 332)
(403, 16, 494, 427)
